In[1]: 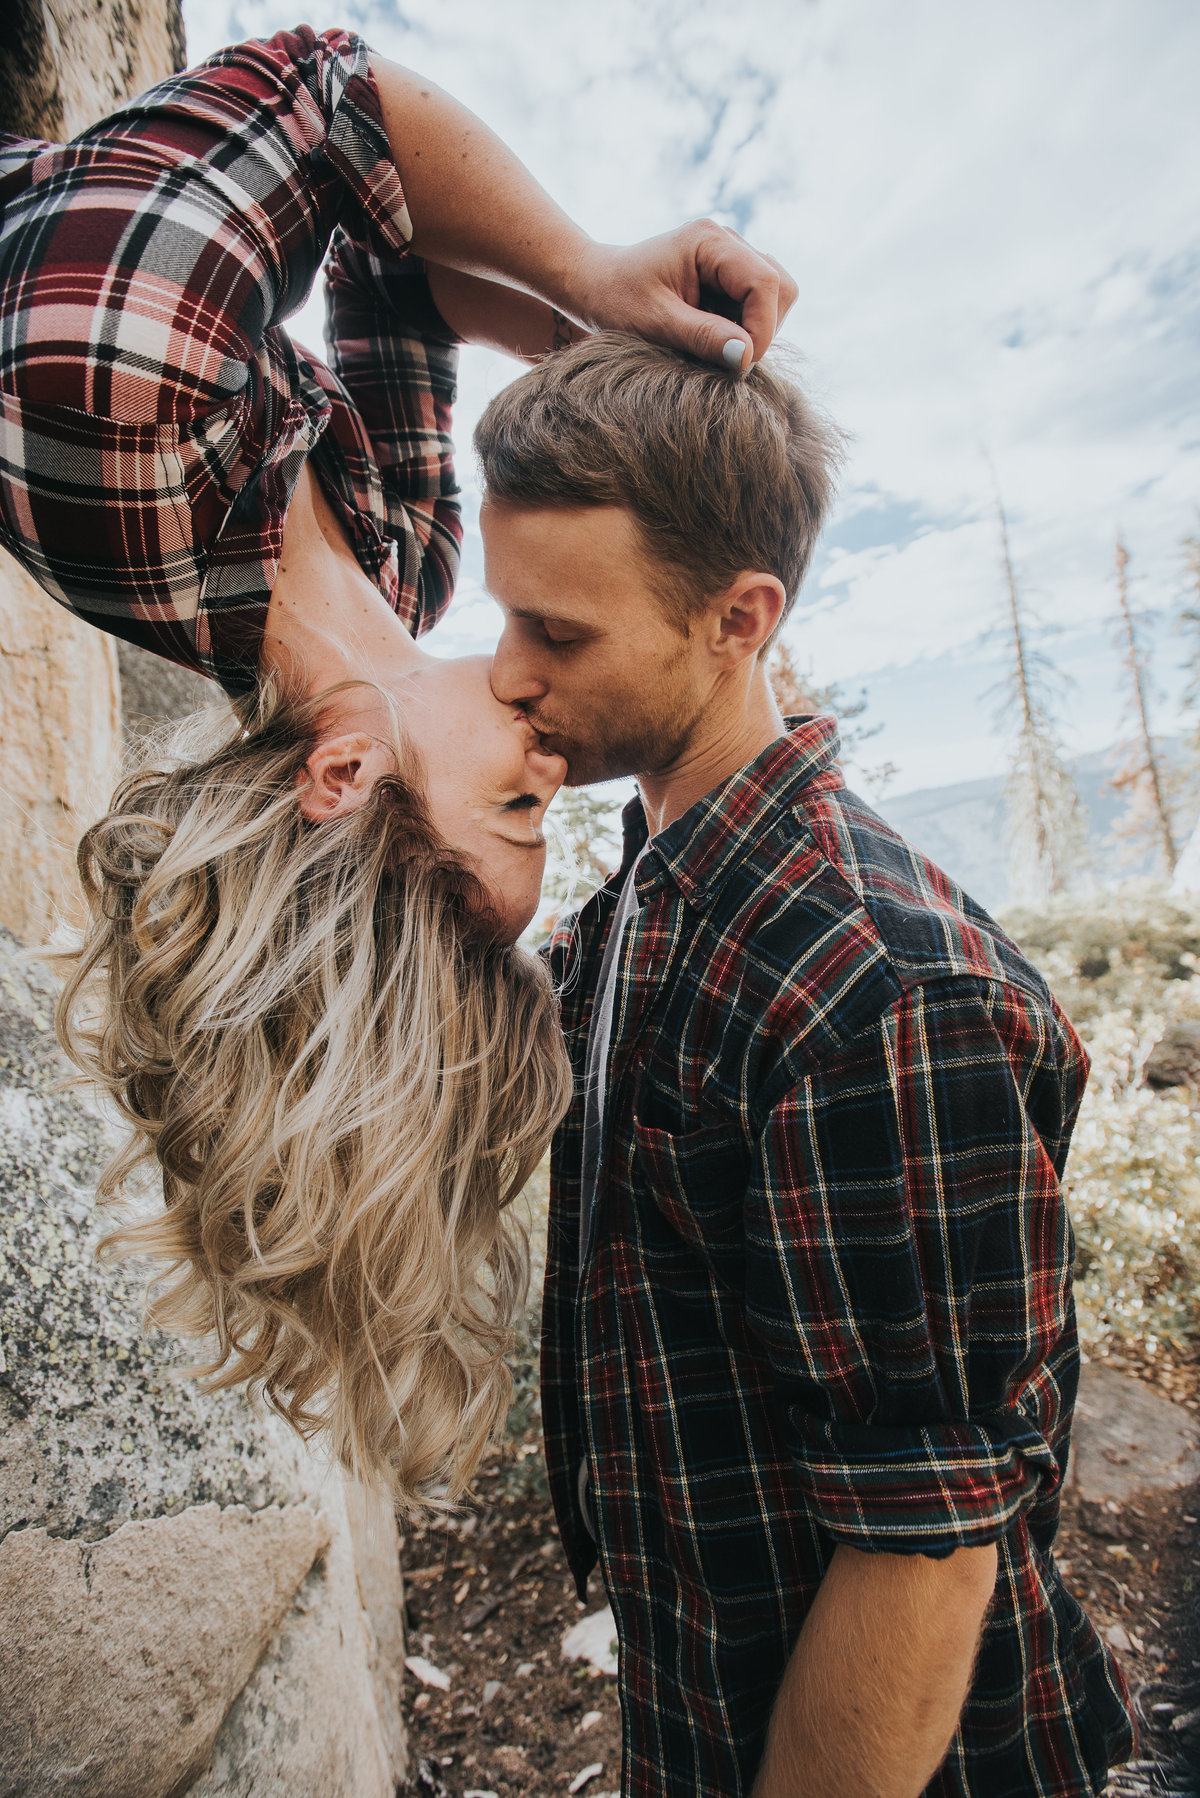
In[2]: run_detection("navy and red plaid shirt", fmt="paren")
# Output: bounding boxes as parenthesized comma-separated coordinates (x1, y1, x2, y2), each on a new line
(543, 717, 1134, 1797)
(0, 27, 460, 695)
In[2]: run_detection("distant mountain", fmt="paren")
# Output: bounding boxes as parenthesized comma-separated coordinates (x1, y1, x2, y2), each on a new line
(872, 743, 1194, 913)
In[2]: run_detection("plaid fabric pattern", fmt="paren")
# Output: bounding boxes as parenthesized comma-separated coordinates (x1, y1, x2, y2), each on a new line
(543, 717, 1135, 1798)
(0, 26, 460, 696)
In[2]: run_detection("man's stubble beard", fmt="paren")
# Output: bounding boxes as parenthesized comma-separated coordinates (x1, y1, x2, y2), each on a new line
(530, 659, 707, 789)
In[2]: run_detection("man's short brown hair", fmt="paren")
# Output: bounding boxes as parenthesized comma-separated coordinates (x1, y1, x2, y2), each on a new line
(473, 332, 844, 630)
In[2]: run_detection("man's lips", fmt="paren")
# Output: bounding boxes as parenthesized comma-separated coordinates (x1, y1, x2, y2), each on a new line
(527, 715, 566, 753)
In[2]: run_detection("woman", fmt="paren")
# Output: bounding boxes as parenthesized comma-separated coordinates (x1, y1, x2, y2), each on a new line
(0, 26, 793, 1503)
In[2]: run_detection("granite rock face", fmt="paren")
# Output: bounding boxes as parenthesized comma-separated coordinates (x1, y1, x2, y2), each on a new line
(0, 548, 123, 946)
(0, 0, 189, 947)
(188, 1489, 405, 1798)
(0, 930, 408, 1796)
(1, 1504, 330, 1798)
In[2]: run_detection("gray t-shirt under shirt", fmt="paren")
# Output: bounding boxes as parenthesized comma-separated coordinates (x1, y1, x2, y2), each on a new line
(576, 846, 647, 1537)
(578, 847, 647, 1270)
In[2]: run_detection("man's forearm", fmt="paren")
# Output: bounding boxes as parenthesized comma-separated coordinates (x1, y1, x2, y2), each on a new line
(752, 1542, 998, 1798)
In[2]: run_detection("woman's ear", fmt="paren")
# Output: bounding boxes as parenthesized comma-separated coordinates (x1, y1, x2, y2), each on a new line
(297, 733, 393, 821)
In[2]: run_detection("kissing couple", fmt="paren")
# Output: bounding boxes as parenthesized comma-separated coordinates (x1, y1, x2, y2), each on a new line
(0, 25, 1132, 1796)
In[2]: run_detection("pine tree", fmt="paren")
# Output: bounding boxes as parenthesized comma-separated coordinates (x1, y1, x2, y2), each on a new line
(1111, 535, 1178, 875)
(993, 490, 1088, 904)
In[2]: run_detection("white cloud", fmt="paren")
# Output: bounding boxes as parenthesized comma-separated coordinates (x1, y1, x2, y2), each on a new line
(182, 0, 1200, 790)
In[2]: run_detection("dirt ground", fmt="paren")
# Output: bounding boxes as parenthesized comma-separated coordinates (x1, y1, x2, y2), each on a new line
(400, 1441, 620, 1798)
(1061, 1353, 1200, 1798)
(399, 1352, 1200, 1798)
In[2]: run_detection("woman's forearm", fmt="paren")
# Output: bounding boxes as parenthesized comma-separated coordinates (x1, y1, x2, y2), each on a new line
(424, 265, 585, 361)
(368, 52, 797, 369)
(370, 56, 591, 313)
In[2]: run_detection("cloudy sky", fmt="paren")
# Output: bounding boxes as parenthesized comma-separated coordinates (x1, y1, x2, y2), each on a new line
(184, 0, 1200, 795)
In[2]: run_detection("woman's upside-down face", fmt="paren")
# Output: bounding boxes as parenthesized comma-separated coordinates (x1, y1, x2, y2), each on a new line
(402, 653, 566, 938)
(300, 650, 565, 940)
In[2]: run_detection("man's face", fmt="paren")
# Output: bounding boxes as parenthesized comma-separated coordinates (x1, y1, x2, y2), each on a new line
(483, 500, 713, 786)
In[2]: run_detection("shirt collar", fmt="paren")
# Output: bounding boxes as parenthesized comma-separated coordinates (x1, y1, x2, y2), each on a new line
(618, 715, 842, 904)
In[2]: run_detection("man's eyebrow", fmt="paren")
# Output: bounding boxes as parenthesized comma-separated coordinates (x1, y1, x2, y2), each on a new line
(498, 600, 594, 629)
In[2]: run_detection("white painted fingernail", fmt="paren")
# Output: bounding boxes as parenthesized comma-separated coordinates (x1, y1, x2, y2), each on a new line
(722, 338, 747, 371)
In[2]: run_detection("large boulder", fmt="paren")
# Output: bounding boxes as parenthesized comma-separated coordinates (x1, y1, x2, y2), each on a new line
(1068, 1360, 1200, 1509)
(0, 0, 187, 142)
(0, 929, 409, 1797)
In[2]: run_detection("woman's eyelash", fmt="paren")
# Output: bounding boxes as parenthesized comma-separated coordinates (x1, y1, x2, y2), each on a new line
(505, 793, 538, 812)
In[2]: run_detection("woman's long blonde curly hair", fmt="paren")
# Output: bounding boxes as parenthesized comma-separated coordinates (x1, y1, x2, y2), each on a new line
(54, 683, 572, 1506)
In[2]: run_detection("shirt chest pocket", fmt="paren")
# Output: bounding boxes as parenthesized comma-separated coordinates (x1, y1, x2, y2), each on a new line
(631, 1119, 750, 1291)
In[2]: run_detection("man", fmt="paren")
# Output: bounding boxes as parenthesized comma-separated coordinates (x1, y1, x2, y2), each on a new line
(476, 336, 1135, 1797)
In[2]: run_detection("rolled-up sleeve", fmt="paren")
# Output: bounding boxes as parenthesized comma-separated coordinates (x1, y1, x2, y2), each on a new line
(746, 974, 1084, 1554)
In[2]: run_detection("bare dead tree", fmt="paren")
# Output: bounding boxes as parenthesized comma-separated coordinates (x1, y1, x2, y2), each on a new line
(993, 488, 1088, 904)
(1177, 518, 1200, 768)
(768, 642, 897, 796)
(1111, 535, 1178, 875)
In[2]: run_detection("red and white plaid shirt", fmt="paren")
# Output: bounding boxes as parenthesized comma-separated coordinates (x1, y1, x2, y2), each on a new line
(0, 26, 461, 696)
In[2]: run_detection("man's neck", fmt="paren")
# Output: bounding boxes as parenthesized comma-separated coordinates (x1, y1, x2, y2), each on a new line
(638, 668, 787, 837)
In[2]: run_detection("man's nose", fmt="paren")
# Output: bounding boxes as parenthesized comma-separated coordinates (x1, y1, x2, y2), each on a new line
(490, 625, 548, 706)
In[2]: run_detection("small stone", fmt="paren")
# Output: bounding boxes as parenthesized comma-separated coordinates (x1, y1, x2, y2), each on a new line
(482, 1679, 503, 1705)
(118, 1435, 134, 1454)
(578, 1709, 603, 1733)
(405, 1654, 452, 1691)
(1105, 1623, 1133, 1652)
(561, 1608, 619, 1677)
(568, 1765, 604, 1795)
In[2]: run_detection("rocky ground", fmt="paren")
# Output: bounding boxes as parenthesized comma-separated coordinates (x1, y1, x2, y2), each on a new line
(400, 1446, 620, 1798)
(398, 1352, 1200, 1798)
(1062, 1353, 1200, 1798)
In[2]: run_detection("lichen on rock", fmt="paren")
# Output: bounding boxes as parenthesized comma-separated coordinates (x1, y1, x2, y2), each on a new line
(0, 928, 318, 1542)
(0, 927, 408, 1796)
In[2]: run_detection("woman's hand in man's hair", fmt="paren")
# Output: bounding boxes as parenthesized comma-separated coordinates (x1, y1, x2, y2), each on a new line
(369, 56, 793, 373)
(568, 223, 798, 372)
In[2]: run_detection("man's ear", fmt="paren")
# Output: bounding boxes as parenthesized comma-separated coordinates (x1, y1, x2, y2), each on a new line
(297, 732, 393, 821)
(713, 572, 787, 660)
